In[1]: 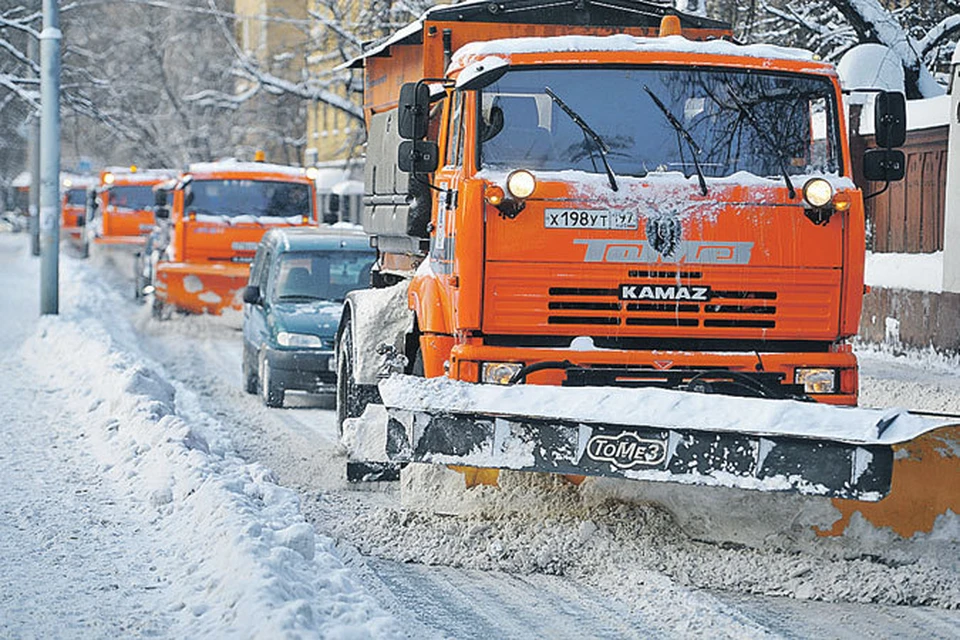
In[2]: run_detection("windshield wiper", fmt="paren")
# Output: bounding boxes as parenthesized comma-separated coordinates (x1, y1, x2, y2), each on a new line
(544, 86, 619, 192)
(643, 86, 708, 196)
(277, 294, 322, 301)
(724, 87, 796, 199)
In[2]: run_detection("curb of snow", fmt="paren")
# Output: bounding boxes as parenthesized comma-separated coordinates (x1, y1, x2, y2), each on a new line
(19, 317, 398, 639)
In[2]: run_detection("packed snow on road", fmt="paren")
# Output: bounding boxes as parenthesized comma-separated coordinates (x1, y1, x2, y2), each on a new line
(2, 233, 959, 639)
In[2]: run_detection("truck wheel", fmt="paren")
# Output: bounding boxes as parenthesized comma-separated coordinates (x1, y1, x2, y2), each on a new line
(259, 353, 284, 408)
(151, 297, 169, 321)
(133, 253, 145, 302)
(242, 345, 258, 395)
(336, 323, 379, 436)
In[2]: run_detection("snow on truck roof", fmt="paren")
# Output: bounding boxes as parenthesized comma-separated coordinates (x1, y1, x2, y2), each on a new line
(184, 160, 312, 181)
(343, 0, 729, 69)
(449, 34, 819, 71)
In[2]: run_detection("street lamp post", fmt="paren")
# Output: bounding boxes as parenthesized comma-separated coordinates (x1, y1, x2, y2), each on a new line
(38, 0, 61, 315)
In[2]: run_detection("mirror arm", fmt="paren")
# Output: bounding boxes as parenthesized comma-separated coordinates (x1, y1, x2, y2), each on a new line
(863, 181, 891, 202)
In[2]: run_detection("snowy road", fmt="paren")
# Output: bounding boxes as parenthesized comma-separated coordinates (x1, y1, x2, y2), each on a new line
(2, 232, 959, 638)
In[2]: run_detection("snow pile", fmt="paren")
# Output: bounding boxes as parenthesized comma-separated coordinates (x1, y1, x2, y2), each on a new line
(323, 465, 960, 609)
(19, 317, 399, 638)
(865, 250, 943, 292)
(857, 94, 949, 134)
(378, 374, 947, 445)
(838, 43, 904, 93)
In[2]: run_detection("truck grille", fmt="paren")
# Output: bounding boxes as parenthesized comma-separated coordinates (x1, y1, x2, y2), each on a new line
(546, 281, 777, 329)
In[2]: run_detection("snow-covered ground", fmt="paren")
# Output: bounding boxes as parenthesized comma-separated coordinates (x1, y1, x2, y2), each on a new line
(0, 237, 398, 638)
(2, 233, 960, 639)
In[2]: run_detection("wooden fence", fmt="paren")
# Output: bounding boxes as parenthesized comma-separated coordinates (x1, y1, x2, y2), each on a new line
(851, 113, 948, 254)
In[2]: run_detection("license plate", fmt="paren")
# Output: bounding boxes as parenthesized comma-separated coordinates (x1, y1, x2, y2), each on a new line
(231, 242, 259, 251)
(544, 209, 637, 230)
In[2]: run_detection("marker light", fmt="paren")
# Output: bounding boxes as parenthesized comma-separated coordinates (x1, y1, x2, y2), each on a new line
(484, 185, 505, 206)
(103, 172, 115, 185)
(803, 178, 833, 208)
(506, 170, 536, 199)
(305, 167, 319, 180)
(129, 165, 138, 173)
(63, 178, 73, 188)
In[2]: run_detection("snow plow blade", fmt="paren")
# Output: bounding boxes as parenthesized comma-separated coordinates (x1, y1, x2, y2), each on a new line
(350, 375, 960, 505)
(154, 262, 249, 315)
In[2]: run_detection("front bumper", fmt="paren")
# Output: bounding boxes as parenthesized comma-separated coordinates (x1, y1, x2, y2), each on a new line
(154, 261, 250, 314)
(447, 343, 858, 405)
(264, 346, 336, 394)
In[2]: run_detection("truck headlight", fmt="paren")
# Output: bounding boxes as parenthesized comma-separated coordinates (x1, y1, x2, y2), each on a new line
(794, 368, 837, 394)
(482, 362, 523, 385)
(277, 332, 323, 348)
(802, 178, 833, 208)
(506, 170, 536, 199)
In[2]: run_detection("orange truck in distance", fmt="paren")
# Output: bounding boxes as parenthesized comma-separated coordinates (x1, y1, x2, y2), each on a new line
(147, 160, 319, 317)
(91, 167, 174, 251)
(336, 0, 959, 548)
(60, 175, 97, 255)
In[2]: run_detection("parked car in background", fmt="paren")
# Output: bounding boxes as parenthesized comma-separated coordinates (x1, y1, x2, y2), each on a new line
(242, 227, 375, 407)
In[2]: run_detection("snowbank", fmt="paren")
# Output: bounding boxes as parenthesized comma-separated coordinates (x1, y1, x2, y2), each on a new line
(19, 314, 398, 638)
(865, 250, 943, 293)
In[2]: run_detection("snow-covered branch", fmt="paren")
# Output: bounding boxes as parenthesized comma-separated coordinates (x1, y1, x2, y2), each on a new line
(919, 15, 960, 59)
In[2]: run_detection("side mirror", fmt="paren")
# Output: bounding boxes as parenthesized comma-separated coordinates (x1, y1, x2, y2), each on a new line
(398, 140, 439, 173)
(155, 207, 170, 220)
(184, 190, 194, 208)
(398, 83, 430, 140)
(242, 285, 262, 305)
(863, 148, 905, 182)
(874, 91, 906, 148)
(154, 190, 168, 207)
(76, 215, 85, 228)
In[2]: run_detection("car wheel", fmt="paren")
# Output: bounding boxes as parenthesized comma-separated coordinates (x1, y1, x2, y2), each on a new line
(259, 352, 284, 408)
(336, 323, 379, 436)
(242, 345, 258, 394)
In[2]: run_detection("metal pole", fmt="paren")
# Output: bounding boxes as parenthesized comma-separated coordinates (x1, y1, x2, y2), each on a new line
(27, 34, 40, 257)
(38, 0, 60, 315)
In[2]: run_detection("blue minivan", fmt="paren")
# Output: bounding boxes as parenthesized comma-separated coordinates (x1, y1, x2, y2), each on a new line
(242, 227, 375, 407)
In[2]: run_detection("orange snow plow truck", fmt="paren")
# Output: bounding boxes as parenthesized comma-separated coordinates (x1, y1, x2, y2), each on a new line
(92, 167, 173, 250)
(337, 0, 959, 550)
(60, 175, 97, 253)
(149, 160, 318, 316)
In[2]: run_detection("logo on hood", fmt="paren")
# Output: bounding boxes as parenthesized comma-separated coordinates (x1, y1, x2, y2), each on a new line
(646, 216, 682, 259)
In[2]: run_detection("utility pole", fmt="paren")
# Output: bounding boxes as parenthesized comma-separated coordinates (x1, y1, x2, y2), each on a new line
(38, 0, 61, 315)
(27, 32, 40, 257)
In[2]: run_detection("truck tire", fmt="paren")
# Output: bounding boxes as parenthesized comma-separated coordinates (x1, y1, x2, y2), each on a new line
(259, 352, 284, 408)
(133, 253, 145, 302)
(242, 345, 258, 395)
(336, 323, 379, 436)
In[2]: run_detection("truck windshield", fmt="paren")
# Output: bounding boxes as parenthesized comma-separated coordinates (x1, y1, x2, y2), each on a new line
(185, 180, 312, 218)
(478, 66, 841, 180)
(106, 185, 155, 211)
(65, 189, 86, 205)
(272, 250, 375, 302)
